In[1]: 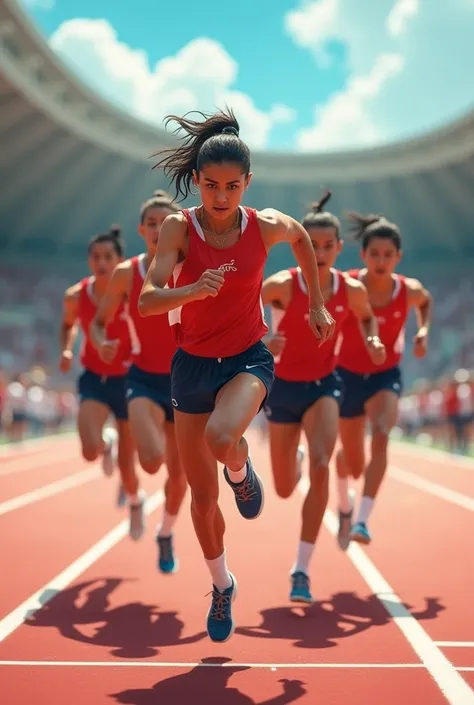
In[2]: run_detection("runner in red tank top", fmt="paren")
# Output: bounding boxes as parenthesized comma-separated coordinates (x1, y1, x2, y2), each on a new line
(139, 108, 335, 643)
(59, 226, 142, 539)
(335, 212, 433, 548)
(91, 191, 187, 574)
(261, 192, 385, 603)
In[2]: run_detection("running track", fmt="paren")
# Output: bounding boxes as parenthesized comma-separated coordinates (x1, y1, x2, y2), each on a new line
(0, 431, 473, 704)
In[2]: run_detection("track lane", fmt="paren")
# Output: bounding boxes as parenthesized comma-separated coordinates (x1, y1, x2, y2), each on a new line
(0, 433, 461, 704)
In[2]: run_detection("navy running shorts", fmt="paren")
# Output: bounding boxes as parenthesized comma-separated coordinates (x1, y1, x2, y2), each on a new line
(77, 369, 128, 420)
(338, 365, 402, 419)
(264, 371, 343, 424)
(171, 340, 275, 414)
(126, 364, 174, 423)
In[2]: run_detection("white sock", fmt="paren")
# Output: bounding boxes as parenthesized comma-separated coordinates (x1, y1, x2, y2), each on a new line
(337, 476, 352, 514)
(227, 460, 248, 484)
(292, 540, 315, 576)
(296, 445, 305, 478)
(205, 551, 233, 592)
(356, 496, 374, 525)
(157, 511, 178, 538)
(128, 488, 145, 507)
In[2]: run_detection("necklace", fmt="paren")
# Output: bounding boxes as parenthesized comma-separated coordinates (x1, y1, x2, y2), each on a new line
(199, 209, 241, 248)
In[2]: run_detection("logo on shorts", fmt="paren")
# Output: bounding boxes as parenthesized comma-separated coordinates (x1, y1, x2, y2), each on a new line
(126, 389, 133, 398)
(172, 398, 178, 407)
(219, 259, 237, 272)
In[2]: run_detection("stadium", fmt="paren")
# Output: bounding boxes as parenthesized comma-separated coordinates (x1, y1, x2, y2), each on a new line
(1, 3, 474, 703)
(0, 0, 473, 416)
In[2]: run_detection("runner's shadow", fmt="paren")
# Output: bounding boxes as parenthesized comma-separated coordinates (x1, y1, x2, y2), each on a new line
(110, 657, 307, 705)
(236, 592, 445, 649)
(24, 578, 207, 658)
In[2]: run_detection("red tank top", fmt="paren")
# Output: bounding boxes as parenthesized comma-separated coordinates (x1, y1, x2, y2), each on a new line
(77, 277, 131, 376)
(338, 269, 408, 374)
(128, 254, 176, 374)
(170, 207, 268, 357)
(273, 268, 349, 382)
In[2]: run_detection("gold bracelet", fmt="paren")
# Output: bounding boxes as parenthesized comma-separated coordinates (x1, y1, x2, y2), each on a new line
(309, 305, 325, 315)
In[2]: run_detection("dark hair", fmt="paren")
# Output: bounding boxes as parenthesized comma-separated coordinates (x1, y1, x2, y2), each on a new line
(140, 189, 179, 223)
(302, 190, 340, 238)
(151, 108, 251, 201)
(88, 225, 124, 257)
(346, 211, 402, 250)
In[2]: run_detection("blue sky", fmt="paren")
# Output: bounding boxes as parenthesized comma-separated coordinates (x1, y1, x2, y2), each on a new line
(22, 0, 474, 151)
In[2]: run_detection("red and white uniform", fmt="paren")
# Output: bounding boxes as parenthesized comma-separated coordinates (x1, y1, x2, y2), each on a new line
(170, 207, 268, 357)
(273, 268, 349, 382)
(77, 277, 131, 376)
(128, 254, 176, 374)
(338, 270, 408, 374)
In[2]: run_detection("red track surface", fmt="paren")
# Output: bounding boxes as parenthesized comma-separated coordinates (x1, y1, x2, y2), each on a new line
(0, 431, 473, 704)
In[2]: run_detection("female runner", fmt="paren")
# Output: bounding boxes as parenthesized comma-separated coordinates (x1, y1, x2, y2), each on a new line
(335, 212, 432, 547)
(262, 193, 385, 603)
(59, 226, 143, 540)
(91, 191, 187, 573)
(139, 109, 335, 642)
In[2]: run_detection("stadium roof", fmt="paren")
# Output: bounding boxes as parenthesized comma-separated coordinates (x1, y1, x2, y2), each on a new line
(1, 0, 474, 266)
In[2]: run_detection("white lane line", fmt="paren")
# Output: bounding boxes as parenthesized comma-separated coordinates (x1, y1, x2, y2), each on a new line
(0, 432, 75, 458)
(0, 490, 164, 643)
(0, 467, 101, 516)
(0, 452, 80, 478)
(0, 660, 426, 669)
(298, 478, 474, 704)
(392, 442, 474, 470)
(389, 465, 474, 512)
(436, 642, 474, 648)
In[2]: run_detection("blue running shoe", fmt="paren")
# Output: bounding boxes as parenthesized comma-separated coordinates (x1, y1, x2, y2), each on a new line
(290, 571, 313, 604)
(157, 535, 178, 574)
(349, 522, 372, 545)
(206, 573, 237, 643)
(117, 484, 127, 508)
(223, 457, 264, 520)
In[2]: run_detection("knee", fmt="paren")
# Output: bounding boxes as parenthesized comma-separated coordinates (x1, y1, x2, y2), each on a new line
(308, 455, 329, 487)
(337, 448, 364, 480)
(138, 450, 165, 475)
(273, 475, 294, 499)
(204, 424, 235, 463)
(371, 423, 391, 447)
(191, 489, 218, 518)
(82, 445, 100, 462)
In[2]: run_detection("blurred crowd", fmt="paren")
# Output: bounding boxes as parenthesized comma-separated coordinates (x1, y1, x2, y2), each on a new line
(0, 366, 77, 444)
(0, 265, 472, 453)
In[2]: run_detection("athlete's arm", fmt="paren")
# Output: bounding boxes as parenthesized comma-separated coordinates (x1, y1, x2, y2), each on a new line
(91, 262, 132, 362)
(138, 214, 224, 316)
(261, 270, 292, 308)
(258, 209, 335, 344)
(346, 277, 386, 365)
(406, 277, 432, 358)
(261, 270, 292, 356)
(59, 284, 80, 373)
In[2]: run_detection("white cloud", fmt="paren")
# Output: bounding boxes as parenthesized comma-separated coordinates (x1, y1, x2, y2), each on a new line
(285, 0, 474, 152)
(387, 0, 419, 37)
(298, 53, 404, 151)
(22, 0, 55, 8)
(50, 19, 295, 149)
